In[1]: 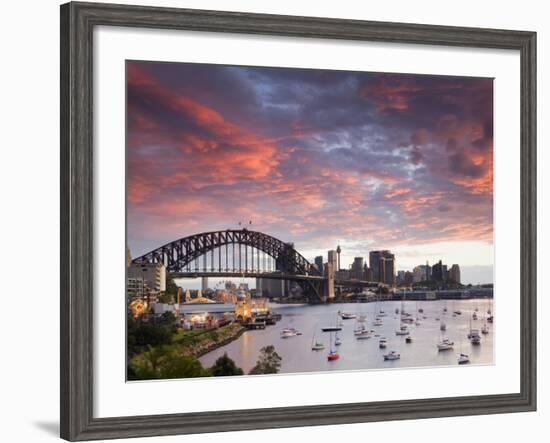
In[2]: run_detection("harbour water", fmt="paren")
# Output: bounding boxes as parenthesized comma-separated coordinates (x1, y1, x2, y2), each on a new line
(199, 299, 494, 374)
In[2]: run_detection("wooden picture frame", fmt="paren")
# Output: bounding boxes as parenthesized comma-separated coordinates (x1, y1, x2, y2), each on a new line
(60, 1, 536, 440)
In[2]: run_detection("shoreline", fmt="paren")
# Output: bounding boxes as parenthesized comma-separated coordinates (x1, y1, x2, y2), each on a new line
(180, 324, 247, 359)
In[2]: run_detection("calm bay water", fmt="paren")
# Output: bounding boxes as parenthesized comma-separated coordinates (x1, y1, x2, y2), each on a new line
(199, 299, 494, 374)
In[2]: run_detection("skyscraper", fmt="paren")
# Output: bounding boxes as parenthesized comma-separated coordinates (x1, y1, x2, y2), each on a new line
(449, 264, 461, 284)
(314, 255, 324, 274)
(369, 250, 395, 285)
(351, 257, 365, 279)
(327, 250, 338, 273)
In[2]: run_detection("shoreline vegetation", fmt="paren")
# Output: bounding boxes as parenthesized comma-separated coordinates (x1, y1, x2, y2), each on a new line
(127, 315, 279, 380)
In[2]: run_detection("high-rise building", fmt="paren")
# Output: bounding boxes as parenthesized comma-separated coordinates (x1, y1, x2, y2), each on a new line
(327, 250, 338, 273)
(314, 255, 324, 274)
(369, 250, 395, 285)
(128, 262, 166, 294)
(412, 264, 431, 282)
(364, 265, 373, 282)
(431, 260, 447, 281)
(351, 257, 365, 279)
(449, 264, 461, 284)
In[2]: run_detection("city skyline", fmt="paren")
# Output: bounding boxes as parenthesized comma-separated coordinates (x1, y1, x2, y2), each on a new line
(127, 61, 493, 284)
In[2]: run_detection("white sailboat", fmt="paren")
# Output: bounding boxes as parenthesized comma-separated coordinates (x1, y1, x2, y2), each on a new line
(311, 326, 325, 351)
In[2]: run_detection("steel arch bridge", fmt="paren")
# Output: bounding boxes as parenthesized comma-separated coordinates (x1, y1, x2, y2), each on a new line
(132, 229, 320, 276)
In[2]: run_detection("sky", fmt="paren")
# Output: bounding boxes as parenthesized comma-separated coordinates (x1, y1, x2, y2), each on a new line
(127, 61, 494, 284)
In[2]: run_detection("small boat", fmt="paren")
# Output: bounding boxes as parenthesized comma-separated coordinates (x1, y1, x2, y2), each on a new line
(395, 308, 400, 314)
(405, 336, 413, 344)
(472, 312, 478, 320)
(415, 318, 421, 326)
(487, 315, 494, 323)
(435, 317, 440, 321)
(327, 332, 340, 361)
(440, 321, 447, 331)
(335, 333, 342, 346)
(418, 308, 424, 313)
(458, 353, 470, 365)
(468, 329, 481, 345)
(475, 307, 479, 312)
(453, 310, 462, 315)
(311, 329, 325, 350)
(281, 328, 300, 338)
(358, 314, 367, 323)
(468, 318, 482, 345)
(487, 309, 492, 315)
(395, 324, 409, 336)
(340, 312, 357, 320)
(356, 330, 373, 340)
(481, 324, 489, 335)
(379, 337, 387, 348)
(373, 317, 383, 326)
(384, 351, 400, 361)
(437, 338, 454, 351)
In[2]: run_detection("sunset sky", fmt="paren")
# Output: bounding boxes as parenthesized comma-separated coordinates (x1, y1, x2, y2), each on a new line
(127, 61, 494, 284)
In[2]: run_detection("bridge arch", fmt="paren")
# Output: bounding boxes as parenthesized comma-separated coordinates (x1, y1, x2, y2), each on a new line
(132, 229, 321, 277)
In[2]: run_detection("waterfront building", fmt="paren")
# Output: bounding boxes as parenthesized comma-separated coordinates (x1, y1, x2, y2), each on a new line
(413, 264, 431, 282)
(449, 264, 461, 284)
(127, 277, 149, 300)
(431, 260, 448, 282)
(128, 262, 166, 295)
(364, 265, 373, 282)
(369, 250, 395, 285)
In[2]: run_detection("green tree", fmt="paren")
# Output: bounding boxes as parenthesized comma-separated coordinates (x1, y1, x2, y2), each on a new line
(249, 345, 282, 375)
(128, 345, 209, 380)
(157, 292, 175, 304)
(210, 353, 244, 376)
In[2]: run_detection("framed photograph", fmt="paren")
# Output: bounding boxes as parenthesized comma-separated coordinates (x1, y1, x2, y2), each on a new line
(60, 1, 536, 440)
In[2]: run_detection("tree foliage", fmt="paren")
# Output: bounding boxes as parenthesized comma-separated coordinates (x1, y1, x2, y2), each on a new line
(249, 345, 282, 375)
(210, 353, 244, 376)
(128, 345, 208, 380)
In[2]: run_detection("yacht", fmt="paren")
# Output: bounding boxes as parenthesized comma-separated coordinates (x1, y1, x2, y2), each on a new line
(384, 351, 401, 361)
(395, 324, 409, 336)
(356, 330, 373, 340)
(340, 312, 357, 320)
(458, 353, 470, 365)
(311, 341, 325, 351)
(437, 338, 454, 351)
(311, 329, 325, 350)
(327, 332, 340, 361)
(281, 328, 300, 338)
